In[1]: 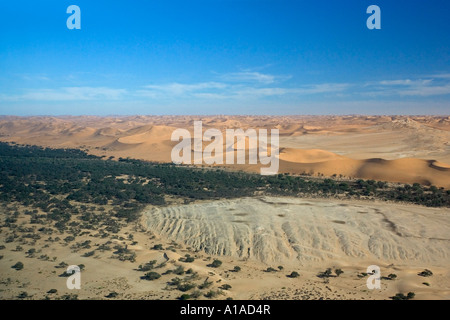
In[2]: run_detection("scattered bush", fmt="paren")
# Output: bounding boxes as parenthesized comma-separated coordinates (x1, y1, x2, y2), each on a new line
(219, 284, 232, 290)
(142, 271, 161, 281)
(390, 292, 415, 300)
(208, 259, 222, 268)
(287, 271, 300, 278)
(198, 278, 213, 290)
(177, 282, 196, 292)
(418, 269, 433, 277)
(105, 292, 118, 298)
(173, 265, 185, 275)
(12, 262, 24, 270)
(82, 251, 95, 257)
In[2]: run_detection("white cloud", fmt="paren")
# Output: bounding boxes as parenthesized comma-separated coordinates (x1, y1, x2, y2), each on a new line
(142, 82, 227, 96)
(219, 71, 292, 84)
(0, 87, 127, 101)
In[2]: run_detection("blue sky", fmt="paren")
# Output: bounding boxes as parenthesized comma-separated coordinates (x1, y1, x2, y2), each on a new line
(0, 0, 449, 115)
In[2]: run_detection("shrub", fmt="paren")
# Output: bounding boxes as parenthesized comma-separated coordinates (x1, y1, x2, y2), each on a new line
(219, 284, 232, 290)
(138, 260, 157, 272)
(198, 278, 213, 290)
(265, 267, 277, 273)
(83, 251, 95, 257)
(204, 290, 222, 298)
(12, 262, 24, 270)
(178, 294, 191, 300)
(335, 269, 344, 277)
(174, 265, 185, 275)
(152, 244, 163, 250)
(177, 282, 196, 292)
(317, 268, 333, 278)
(287, 271, 300, 278)
(55, 261, 68, 268)
(105, 292, 118, 298)
(142, 272, 161, 281)
(208, 259, 222, 268)
(391, 292, 415, 300)
(418, 269, 433, 277)
(232, 266, 241, 272)
(47, 289, 58, 294)
(190, 290, 202, 299)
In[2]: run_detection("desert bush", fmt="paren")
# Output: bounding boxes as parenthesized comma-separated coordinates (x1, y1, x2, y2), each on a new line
(177, 282, 196, 292)
(198, 278, 213, 290)
(418, 269, 433, 277)
(204, 290, 222, 299)
(105, 292, 118, 298)
(174, 265, 185, 275)
(208, 259, 222, 268)
(12, 261, 24, 270)
(219, 284, 232, 290)
(391, 292, 415, 300)
(138, 260, 157, 272)
(142, 271, 161, 281)
(287, 271, 300, 278)
(82, 251, 95, 257)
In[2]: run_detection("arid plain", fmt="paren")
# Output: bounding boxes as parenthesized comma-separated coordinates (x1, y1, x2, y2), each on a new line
(0, 115, 449, 300)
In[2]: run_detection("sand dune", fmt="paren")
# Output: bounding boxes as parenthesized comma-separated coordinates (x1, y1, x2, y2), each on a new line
(144, 197, 450, 267)
(0, 115, 449, 188)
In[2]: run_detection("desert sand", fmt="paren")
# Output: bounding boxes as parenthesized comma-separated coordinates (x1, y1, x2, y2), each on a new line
(1, 197, 448, 300)
(1, 115, 449, 188)
(0, 115, 449, 300)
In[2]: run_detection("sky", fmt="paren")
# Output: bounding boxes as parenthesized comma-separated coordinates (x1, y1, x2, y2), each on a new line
(0, 0, 449, 116)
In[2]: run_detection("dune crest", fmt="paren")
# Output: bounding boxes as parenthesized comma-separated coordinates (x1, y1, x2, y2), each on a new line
(0, 115, 449, 188)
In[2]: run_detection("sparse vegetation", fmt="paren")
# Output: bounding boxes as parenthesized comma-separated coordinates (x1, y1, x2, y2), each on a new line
(105, 292, 119, 298)
(317, 268, 333, 278)
(219, 284, 232, 290)
(287, 271, 300, 278)
(141, 271, 161, 281)
(391, 292, 415, 300)
(198, 278, 213, 290)
(11, 261, 24, 271)
(418, 269, 433, 277)
(208, 259, 222, 268)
